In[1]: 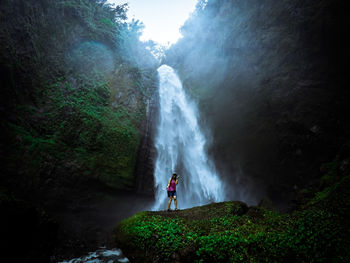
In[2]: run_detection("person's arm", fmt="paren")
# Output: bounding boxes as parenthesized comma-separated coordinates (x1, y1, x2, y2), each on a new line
(176, 177, 179, 185)
(167, 178, 171, 188)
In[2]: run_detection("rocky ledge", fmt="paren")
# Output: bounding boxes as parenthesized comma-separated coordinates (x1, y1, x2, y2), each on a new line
(114, 175, 350, 263)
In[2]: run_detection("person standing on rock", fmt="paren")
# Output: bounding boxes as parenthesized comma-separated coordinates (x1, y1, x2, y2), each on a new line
(166, 173, 179, 211)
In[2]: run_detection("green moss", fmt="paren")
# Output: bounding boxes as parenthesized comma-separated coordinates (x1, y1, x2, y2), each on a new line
(8, 73, 143, 189)
(1, 0, 157, 191)
(114, 178, 350, 262)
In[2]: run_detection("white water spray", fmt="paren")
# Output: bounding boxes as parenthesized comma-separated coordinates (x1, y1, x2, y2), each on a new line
(152, 65, 225, 210)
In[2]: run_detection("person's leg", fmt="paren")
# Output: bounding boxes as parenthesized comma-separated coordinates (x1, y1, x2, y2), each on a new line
(174, 196, 177, 209)
(168, 196, 172, 210)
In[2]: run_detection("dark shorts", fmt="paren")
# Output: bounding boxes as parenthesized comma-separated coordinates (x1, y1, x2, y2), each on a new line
(167, 191, 176, 197)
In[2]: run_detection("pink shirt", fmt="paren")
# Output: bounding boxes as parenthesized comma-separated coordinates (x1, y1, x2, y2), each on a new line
(168, 179, 176, 191)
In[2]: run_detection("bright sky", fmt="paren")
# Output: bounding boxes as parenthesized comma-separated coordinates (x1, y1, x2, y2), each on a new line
(108, 0, 198, 46)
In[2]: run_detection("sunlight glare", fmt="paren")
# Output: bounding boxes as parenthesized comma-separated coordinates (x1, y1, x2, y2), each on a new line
(107, 0, 198, 46)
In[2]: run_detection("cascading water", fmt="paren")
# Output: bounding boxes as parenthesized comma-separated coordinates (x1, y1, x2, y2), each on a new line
(153, 65, 225, 210)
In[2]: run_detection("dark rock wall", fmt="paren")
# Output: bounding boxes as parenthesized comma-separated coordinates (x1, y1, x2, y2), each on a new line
(165, 0, 349, 208)
(133, 78, 159, 195)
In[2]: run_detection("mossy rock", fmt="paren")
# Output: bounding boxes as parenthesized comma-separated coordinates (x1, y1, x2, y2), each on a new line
(114, 179, 350, 262)
(113, 201, 274, 262)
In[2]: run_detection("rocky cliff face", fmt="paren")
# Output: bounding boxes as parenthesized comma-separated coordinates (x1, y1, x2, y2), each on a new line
(165, 0, 349, 208)
(0, 0, 159, 195)
(109, 64, 159, 195)
(0, 0, 159, 259)
(133, 86, 158, 195)
(109, 65, 158, 195)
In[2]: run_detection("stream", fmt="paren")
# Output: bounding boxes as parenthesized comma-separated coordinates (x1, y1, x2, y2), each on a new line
(59, 248, 129, 263)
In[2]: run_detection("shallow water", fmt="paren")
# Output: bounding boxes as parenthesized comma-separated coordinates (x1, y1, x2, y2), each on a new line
(58, 248, 129, 263)
(51, 190, 154, 262)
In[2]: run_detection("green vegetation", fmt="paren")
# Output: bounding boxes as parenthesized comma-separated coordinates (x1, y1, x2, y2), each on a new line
(114, 149, 350, 262)
(10, 76, 141, 188)
(0, 0, 158, 191)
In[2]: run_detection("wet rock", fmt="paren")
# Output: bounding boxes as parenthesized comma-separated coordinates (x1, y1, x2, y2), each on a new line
(231, 201, 249, 216)
(258, 196, 275, 210)
(133, 85, 158, 195)
(310, 125, 320, 134)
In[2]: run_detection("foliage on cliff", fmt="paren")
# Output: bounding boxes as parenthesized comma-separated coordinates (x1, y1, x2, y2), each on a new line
(165, 0, 349, 206)
(114, 145, 350, 262)
(0, 0, 158, 197)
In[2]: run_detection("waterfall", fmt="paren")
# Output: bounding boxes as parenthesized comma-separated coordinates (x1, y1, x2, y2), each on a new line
(152, 65, 225, 210)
